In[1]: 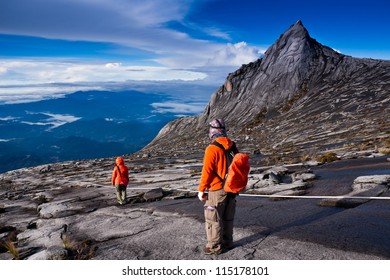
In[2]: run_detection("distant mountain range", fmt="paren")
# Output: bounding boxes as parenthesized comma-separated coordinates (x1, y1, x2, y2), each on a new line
(0, 89, 188, 173)
(144, 21, 390, 160)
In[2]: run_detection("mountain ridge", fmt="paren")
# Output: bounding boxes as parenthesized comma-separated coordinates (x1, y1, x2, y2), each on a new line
(143, 21, 390, 162)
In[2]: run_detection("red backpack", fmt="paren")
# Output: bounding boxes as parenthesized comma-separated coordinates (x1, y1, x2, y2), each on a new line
(212, 141, 250, 194)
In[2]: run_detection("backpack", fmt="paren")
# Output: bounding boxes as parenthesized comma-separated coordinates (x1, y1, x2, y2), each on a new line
(211, 141, 250, 194)
(116, 164, 129, 185)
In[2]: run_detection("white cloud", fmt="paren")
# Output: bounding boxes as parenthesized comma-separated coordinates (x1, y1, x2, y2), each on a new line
(0, 67, 8, 74)
(154, 42, 264, 70)
(0, 59, 209, 104)
(0, 0, 214, 66)
(43, 112, 81, 129)
(20, 121, 48, 126)
(0, 0, 263, 70)
(204, 27, 232, 41)
(0, 139, 15, 142)
(151, 101, 205, 115)
(207, 42, 265, 66)
(0, 84, 103, 104)
(23, 112, 81, 130)
(105, 62, 122, 68)
(332, 48, 341, 54)
(0, 116, 18, 121)
(0, 0, 266, 105)
(0, 60, 207, 85)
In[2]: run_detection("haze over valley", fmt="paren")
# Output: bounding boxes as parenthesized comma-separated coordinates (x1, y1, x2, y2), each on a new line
(0, 83, 216, 173)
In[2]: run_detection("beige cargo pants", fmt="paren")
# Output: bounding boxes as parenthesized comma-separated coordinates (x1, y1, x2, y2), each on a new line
(204, 188, 236, 252)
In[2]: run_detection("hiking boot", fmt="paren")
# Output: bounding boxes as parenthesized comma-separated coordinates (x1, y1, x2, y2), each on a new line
(203, 247, 222, 255)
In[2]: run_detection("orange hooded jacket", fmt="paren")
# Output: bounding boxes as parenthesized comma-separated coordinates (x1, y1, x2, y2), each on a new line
(198, 137, 234, 192)
(111, 157, 129, 186)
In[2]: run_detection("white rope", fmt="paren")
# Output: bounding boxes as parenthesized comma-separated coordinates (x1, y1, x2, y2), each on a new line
(238, 193, 390, 200)
(127, 186, 390, 200)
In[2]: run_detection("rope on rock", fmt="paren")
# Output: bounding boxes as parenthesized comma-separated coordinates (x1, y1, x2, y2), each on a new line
(127, 186, 390, 200)
(238, 193, 390, 200)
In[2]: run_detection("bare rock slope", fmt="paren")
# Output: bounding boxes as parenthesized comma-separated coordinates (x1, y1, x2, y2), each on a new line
(1, 153, 390, 260)
(144, 21, 390, 160)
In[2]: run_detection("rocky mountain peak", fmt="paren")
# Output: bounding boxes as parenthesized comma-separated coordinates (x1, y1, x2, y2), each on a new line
(284, 20, 308, 37)
(144, 21, 390, 162)
(262, 20, 316, 71)
(265, 20, 311, 56)
(196, 21, 322, 128)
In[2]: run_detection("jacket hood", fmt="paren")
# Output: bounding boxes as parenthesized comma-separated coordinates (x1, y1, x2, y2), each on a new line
(214, 137, 233, 150)
(116, 156, 124, 166)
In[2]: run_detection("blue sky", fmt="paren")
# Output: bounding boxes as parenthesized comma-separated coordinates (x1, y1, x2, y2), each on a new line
(0, 0, 389, 104)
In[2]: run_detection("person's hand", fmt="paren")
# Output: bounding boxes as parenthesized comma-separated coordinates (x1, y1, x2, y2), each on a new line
(198, 191, 206, 202)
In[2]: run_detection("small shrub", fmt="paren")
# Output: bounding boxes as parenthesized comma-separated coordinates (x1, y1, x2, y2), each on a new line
(379, 148, 390, 155)
(74, 240, 97, 260)
(300, 154, 310, 162)
(4, 240, 19, 260)
(62, 234, 97, 260)
(383, 139, 390, 148)
(357, 142, 370, 151)
(285, 157, 300, 164)
(0, 230, 19, 259)
(62, 234, 77, 251)
(318, 152, 339, 163)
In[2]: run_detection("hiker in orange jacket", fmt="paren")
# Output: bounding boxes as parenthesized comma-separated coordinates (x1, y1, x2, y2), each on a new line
(198, 118, 238, 255)
(111, 156, 129, 205)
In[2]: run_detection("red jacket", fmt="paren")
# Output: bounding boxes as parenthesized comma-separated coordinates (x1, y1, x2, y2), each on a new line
(111, 157, 129, 186)
(198, 137, 234, 192)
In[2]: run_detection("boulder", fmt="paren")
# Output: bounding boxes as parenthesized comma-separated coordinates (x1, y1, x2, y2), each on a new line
(143, 188, 164, 201)
(27, 246, 68, 260)
(319, 175, 390, 208)
(352, 175, 390, 191)
(293, 172, 316, 182)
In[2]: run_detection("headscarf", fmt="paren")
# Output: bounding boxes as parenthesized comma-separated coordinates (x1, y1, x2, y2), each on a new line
(209, 119, 227, 140)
